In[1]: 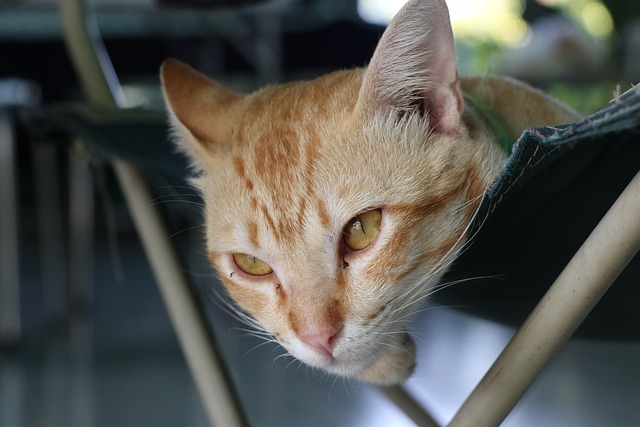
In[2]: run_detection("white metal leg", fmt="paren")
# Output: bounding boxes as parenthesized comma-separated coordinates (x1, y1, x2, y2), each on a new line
(448, 170, 640, 427)
(378, 385, 440, 427)
(58, 0, 126, 108)
(112, 162, 248, 427)
(59, 1, 248, 426)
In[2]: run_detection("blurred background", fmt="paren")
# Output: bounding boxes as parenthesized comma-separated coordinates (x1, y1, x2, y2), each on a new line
(0, 0, 639, 426)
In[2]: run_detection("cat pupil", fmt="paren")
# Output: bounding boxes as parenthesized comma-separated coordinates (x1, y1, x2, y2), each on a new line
(344, 209, 382, 251)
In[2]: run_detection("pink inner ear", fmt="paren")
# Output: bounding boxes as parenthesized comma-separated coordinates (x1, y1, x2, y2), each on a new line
(427, 82, 464, 134)
(357, 0, 464, 134)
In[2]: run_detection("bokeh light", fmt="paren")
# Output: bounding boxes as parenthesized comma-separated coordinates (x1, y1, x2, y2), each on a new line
(357, 0, 614, 44)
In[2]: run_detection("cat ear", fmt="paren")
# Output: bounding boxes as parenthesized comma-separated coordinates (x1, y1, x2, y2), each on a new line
(161, 59, 241, 158)
(357, 0, 463, 134)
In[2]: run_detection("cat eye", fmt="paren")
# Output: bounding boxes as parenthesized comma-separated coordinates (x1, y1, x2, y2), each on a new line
(343, 209, 382, 251)
(232, 253, 273, 276)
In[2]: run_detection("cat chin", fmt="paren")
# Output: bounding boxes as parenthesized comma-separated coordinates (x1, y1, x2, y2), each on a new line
(355, 332, 417, 385)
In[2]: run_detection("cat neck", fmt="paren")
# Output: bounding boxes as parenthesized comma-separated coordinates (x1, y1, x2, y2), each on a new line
(463, 92, 516, 153)
(461, 76, 581, 142)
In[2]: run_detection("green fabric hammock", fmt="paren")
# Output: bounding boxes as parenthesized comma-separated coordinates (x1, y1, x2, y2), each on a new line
(440, 86, 640, 339)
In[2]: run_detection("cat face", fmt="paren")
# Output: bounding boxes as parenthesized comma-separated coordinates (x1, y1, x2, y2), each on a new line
(162, 0, 506, 384)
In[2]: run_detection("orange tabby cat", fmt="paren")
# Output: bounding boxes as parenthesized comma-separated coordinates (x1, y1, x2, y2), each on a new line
(161, 0, 579, 385)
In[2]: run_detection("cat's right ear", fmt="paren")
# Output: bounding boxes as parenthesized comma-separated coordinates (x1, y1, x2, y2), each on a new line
(356, 0, 463, 135)
(161, 59, 241, 160)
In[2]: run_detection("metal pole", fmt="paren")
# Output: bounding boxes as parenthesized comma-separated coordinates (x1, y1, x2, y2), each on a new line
(378, 385, 441, 427)
(58, 1, 248, 426)
(58, 0, 125, 107)
(448, 170, 640, 427)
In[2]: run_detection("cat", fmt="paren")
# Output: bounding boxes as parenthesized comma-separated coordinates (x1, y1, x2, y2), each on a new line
(160, 0, 579, 385)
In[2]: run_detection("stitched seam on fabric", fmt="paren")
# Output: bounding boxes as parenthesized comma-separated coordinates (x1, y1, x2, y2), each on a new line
(489, 144, 541, 213)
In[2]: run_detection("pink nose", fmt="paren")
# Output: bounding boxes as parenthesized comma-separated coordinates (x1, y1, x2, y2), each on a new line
(299, 327, 342, 357)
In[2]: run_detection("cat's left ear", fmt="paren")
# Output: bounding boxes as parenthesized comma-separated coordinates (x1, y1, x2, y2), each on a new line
(357, 0, 463, 134)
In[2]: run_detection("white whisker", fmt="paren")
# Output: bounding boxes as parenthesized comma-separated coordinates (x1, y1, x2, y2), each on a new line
(243, 338, 280, 357)
(207, 288, 268, 335)
(150, 199, 206, 208)
(168, 224, 205, 239)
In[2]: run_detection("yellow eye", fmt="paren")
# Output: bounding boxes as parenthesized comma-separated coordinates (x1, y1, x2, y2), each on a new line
(232, 253, 273, 276)
(343, 209, 382, 251)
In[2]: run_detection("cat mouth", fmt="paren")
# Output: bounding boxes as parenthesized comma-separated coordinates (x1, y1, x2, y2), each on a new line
(311, 352, 366, 376)
(289, 336, 385, 377)
(286, 326, 417, 384)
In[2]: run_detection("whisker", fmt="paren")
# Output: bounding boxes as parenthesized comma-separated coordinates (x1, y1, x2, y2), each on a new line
(271, 351, 294, 369)
(427, 274, 502, 298)
(243, 338, 280, 357)
(233, 328, 275, 342)
(154, 185, 201, 192)
(387, 192, 494, 318)
(328, 375, 340, 403)
(207, 288, 267, 334)
(168, 224, 205, 239)
(151, 192, 201, 200)
(149, 192, 203, 208)
(376, 340, 412, 357)
(283, 357, 301, 374)
(150, 199, 206, 208)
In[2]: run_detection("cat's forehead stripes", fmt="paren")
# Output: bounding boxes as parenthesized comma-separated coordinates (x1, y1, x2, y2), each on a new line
(230, 129, 312, 247)
(225, 72, 361, 248)
(232, 156, 253, 191)
(247, 220, 260, 249)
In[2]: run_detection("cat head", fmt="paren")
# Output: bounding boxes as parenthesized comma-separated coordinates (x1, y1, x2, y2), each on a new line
(161, 0, 504, 384)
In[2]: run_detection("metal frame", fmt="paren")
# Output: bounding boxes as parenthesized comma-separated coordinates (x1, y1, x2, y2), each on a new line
(59, 1, 248, 426)
(448, 170, 640, 426)
(57, 0, 640, 426)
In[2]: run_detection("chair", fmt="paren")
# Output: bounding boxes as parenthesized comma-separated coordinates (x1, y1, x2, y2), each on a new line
(17, 0, 640, 425)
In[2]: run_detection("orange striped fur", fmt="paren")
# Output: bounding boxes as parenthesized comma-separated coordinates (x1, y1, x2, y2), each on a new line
(162, 0, 578, 384)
